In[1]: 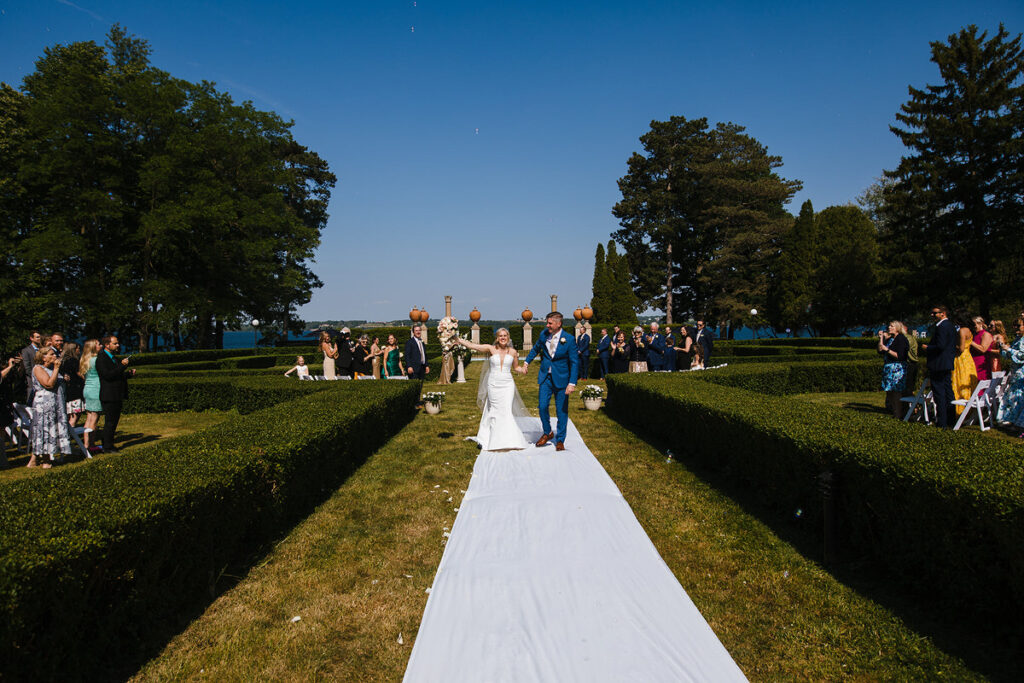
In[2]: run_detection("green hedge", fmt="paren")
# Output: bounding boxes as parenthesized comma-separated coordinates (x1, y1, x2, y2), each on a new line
(123, 376, 328, 414)
(605, 369, 1024, 619)
(0, 379, 420, 681)
(695, 359, 882, 394)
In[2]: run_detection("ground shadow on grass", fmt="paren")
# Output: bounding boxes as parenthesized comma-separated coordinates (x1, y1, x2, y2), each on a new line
(606, 413, 1022, 683)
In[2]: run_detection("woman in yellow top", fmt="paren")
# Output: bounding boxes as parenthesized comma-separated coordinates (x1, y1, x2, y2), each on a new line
(951, 314, 979, 414)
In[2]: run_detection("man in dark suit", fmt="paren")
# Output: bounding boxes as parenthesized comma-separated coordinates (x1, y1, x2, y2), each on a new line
(923, 305, 957, 428)
(576, 329, 591, 380)
(20, 330, 42, 403)
(694, 319, 714, 365)
(645, 322, 666, 371)
(336, 327, 353, 377)
(596, 328, 611, 378)
(96, 335, 135, 452)
(404, 324, 430, 380)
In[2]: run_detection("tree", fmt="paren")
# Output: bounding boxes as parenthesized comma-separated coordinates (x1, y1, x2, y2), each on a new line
(767, 200, 816, 332)
(589, 242, 609, 321)
(613, 116, 800, 327)
(884, 24, 1024, 318)
(604, 241, 639, 323)
(806, 206, 880, 337)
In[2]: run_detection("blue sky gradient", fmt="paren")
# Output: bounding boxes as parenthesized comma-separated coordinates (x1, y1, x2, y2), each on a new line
(2, 1, 1021, 321)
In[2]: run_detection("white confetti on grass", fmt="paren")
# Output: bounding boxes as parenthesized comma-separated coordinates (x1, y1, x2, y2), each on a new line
(398, 632, 405, 645)
(290, 616, 301, 623)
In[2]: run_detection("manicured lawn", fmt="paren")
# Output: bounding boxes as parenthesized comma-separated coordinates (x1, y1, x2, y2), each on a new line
(134, 367, 985, 681)
(1, 410, 236, 481)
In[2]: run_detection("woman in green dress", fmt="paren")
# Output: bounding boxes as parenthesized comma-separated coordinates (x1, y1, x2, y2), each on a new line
(383, 334, 405, 378)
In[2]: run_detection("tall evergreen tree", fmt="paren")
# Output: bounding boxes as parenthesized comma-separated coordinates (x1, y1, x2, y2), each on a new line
(767, 200, 816, 331)
(884, 24, 1024, 317)
(808, 205, 880, 337)
(604, 241, 639, 323)
(589, 242, 609, 321)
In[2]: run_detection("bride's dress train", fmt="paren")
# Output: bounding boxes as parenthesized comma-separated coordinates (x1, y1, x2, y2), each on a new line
(468, 353, 529, 451)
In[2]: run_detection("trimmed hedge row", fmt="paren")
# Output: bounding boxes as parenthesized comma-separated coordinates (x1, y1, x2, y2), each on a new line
(0, 379, 420, 681)
(695, 359, 882, 394)
(605, 369, 1024, 619)
(123, 376, 328, 414)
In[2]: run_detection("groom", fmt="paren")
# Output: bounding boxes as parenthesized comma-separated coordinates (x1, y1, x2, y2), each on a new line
(519, 311, 579, 451)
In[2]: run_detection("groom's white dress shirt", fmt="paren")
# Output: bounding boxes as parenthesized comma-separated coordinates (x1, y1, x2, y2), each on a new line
(546, 330, 560, 358)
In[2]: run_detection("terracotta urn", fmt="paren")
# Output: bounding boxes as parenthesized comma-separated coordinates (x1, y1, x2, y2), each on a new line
(409, 307, 420, 322)
(573, 307, 583, 321)
(522, 308, 533, 322)
(582, 306, 594, 320)
(469, 308, 481, 323)
(419, 309, 429, 323)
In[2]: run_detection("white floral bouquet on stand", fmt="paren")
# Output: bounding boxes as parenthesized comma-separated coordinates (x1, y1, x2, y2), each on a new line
(438, 316, 460, 353)
(579, 385, 605, 400)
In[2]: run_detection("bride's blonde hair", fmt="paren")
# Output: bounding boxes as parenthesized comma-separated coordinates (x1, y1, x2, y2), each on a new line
(494, 327, 513, 349)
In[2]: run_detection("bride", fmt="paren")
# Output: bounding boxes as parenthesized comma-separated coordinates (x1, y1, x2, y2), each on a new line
(457, 328, 530, 451)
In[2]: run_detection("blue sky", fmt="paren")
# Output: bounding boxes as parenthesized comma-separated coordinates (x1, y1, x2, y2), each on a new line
(2, 1, 1021, 322)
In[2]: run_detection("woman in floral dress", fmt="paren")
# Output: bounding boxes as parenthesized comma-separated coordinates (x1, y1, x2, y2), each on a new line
(877, 321, 909, 418)
(995, 317, 1024, 435)
(28, 347, 71, 468)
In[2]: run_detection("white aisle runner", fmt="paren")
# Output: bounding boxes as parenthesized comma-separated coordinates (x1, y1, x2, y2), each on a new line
(403, 417, 746, 682)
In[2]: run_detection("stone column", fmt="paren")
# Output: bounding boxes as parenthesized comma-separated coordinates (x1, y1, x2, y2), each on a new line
(550, 294, 558, 312)
(575, 320, 584, 337)
(471, 323, 480, 344)
(444, 295, 452, 318)
(523, 322, 532, 348)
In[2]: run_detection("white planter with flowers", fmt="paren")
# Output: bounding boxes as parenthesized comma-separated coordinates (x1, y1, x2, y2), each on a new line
(422, 391, 446, 414)
(580, 385, 604, 411)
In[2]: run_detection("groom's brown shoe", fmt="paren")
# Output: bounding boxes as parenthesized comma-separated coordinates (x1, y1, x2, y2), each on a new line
(555, 442, 566, 452)
(535, 432, 554, 447)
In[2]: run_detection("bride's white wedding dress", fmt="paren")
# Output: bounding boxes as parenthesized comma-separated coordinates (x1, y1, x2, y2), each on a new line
(468, 352, 529, 451)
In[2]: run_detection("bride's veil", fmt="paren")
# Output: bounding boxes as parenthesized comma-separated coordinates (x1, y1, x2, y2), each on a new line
(476, 329, 531, 418)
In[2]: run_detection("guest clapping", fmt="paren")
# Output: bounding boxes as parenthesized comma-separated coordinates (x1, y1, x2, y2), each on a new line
(969, 316, 994, 381)
(988, 320, 1007, 374)
(28, 347, 71, 468)
(995, 317, 1024, 436)
(609, 331, 629, 374)
(352, 334, 374, 378)
(627, 327, 648, 373)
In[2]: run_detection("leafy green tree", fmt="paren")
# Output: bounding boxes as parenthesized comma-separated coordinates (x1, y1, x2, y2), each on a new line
(767, 200, 816, 332)
(807, 206, 880, 336)
(613, 116, 800, 327)
(884, 24, 1024, 318)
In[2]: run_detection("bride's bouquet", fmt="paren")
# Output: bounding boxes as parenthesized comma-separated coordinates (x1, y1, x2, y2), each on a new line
(438, 316, 459, 353)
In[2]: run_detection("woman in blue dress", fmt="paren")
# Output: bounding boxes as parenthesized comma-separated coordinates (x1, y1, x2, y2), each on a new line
(877, 321, 909, 418)
(995, 317, 1024, 435)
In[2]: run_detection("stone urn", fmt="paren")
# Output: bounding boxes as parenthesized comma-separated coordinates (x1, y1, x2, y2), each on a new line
(424, 401, 441, 415)
(418, 309, 429, 323)
(582, 306, 593, 321)
(583, 396, 602, 411)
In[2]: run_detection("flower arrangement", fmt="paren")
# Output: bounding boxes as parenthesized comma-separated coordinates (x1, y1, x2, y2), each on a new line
(579, 385, 604, 400)
(438, 317, 459, 353)
(450, 343, 472, 362)
(422, 391, 446, 406)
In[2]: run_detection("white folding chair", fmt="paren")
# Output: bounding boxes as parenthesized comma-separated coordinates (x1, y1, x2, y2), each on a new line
(386, 375, 409, 380)
(953, 380, 991, 431)
(984, 372, 1007, 428)
(299, 375, 314, 381)
(901, 378, 935, 423)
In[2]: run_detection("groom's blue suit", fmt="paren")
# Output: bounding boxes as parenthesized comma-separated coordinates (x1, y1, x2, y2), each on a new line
(525, 328, 579, 445)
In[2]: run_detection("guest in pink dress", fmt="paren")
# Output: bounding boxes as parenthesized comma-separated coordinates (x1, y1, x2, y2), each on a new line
(969, 316, 993, 380)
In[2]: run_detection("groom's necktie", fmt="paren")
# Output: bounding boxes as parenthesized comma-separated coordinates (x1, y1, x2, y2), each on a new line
(547, 332, 558, 357)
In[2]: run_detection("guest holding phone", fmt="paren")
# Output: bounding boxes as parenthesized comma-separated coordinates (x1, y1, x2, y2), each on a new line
(96, 335, 135, 453)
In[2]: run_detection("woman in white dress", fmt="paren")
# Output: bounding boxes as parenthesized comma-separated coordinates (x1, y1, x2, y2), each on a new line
(457, 328, 530, 451)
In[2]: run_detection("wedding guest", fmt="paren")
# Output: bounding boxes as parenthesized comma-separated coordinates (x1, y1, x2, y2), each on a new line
(898, 321, 919, 396)
(405, 324, 430, 380)
(922, 305, 957, 428)
(61, 341, 84, 428)
(382, 334, 404, 378)
(371, 336, 383, 379)
(28, 347, 70, 468)
(609, 330, 629, 374)
(627, 326, 648, 373)
(663, 326, 677, 372)
(352, 334, 374, 378)
(995, 317, 1024, 436)
(1, 355, 19, 465)
(644, 322, 665, 371)
(596, 328, 611, 378)
(577, 328, 591, 379)
(284, 356, 310, 378)
(968, 316, 993, 381)
(951, 313, 979, 415)
(691, 343, 705, 370)
(877, 321, 909, 418)
(694, 319, 714, 365)
(319, 331, 338, 380)
(78, 339, 103, 452)
(336, 328, 354, 377)
(20, 330, 42, 403)
(674, 327, 693, 370)
(988, 320, 1007, 374)
(96, 335, 135, 453)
